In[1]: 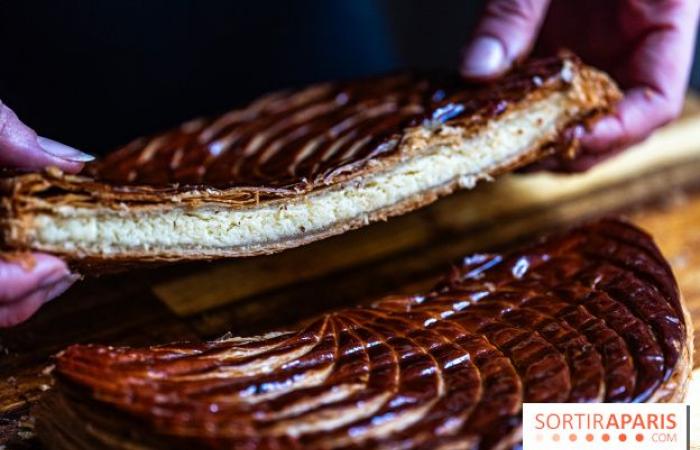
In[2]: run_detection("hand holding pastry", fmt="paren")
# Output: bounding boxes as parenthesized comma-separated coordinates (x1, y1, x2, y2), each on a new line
(461, 0, 700, 171)
(0, 100, 92, 326)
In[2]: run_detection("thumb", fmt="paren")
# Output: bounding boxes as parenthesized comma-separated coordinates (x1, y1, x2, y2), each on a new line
(461, 0, 551, 80)
(0, 100, 94, 174)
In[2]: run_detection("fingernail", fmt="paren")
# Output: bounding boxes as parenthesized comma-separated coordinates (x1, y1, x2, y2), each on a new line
(41, 274, 80, 304)
(461, 36, 507, 78)
(37, 136, 95, 162)
(38, 269, 76, 290)
(580, 116, 620, 153)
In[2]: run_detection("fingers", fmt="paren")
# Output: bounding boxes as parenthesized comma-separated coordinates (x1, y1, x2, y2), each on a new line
(582, 0, 700, 154)
(0, 100, 94, 173)
(582, 88, 676, 153)
(0, 101, 87, 326)
(527, 89, 679, 172)
(0, 254, 78, 327)
(0, 276, 76, 328)
(461, 0, 551, 79)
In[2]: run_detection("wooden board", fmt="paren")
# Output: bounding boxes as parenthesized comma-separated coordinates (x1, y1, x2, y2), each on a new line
(2, 94, 700, 448)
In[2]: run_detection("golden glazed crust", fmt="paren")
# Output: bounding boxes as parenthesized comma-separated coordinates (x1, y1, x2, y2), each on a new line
(0, 54, 621, 266)
(34, 219, 692, 450)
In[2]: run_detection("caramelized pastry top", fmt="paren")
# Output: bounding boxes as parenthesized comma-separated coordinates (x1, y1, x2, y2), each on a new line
(50, 219, 687, 449)
(87, 56, 575, 192)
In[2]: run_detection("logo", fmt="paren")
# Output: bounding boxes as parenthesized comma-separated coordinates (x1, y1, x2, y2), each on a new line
(522, 403, 689, 450)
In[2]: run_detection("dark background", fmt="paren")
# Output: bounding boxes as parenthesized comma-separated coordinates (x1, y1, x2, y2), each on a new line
(1, 0, 698, 155)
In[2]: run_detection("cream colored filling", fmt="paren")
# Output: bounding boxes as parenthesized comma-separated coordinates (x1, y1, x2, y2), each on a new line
(33, 91, 578, 256)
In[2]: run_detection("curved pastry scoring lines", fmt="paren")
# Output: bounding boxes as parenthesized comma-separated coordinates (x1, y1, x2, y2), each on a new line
(468, 284, 614, 402)
(375, 289, 572, 404)
(375, 309, 523, 448)
(42, 220, 688, 450)
(251, 316, 374, 429)
(340, 310, 483, 447)
(93, 316, 382, 439)
(572, 237, 681, 396)
(364, 300, 525, 445)
(55, 321, 329, 414)
(542, 268, 665, 401)
(258, 316, 370, 421)
(393, 281, 605, 403)
(87, 56, 575, 190)
(196, 320, 342, 405)
(576, 258, 676, 386)
(491, 300, 604, 402)
(265, 318, 399, 438)
(519, 292, 637, 401)
(293, 322, 440, 446)
(456, 230, 676, 402)
(570, 270, 666, 400)
(324, 311, 469, 444)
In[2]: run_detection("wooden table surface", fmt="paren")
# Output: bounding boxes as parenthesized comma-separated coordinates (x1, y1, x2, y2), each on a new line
(2, 97, 700, 448)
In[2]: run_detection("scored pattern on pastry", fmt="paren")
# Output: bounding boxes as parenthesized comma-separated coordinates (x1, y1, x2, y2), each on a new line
(2, 54, 622, 264)
(88, 57, 574, 191)
(37, 219, 689, 449)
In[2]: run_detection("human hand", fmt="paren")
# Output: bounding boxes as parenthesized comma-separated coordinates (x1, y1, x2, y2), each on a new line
(0, 254, 79, 327)
(460, 0, 700, 171)
(0, 100, 93, 326)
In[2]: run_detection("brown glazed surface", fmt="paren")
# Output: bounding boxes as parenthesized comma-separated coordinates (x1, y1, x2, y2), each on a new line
(85, 56, 573, 193)
(40, 219, 688, 449)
